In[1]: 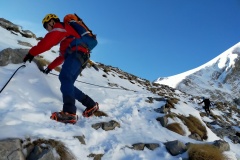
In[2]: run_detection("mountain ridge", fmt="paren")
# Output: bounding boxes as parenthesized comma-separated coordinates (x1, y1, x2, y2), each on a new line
(155, 42, 240, 104)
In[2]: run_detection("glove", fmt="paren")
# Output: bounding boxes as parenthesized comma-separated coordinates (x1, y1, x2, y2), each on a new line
(23, 53, 34, 63)
(42, 67, 52, 74)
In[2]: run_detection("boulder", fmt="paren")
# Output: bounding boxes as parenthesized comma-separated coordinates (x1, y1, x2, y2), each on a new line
(164, 140, 187, 156)
(0, 48, 28, 66)
(0, 138, 25, 160)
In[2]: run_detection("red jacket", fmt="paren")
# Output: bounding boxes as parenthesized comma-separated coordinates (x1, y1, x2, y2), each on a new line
(29, 22, 88, 70)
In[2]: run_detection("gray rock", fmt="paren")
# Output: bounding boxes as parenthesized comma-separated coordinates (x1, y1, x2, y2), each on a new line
(18, 40, 33, 47)
(88, 153, 104, 160)
(92, 122, 104, 130)
(92, 120, 120, 131)
(156, 116, 168, 127)
(0, 138, 25, 160)
(24, 143, 35, 158)
(228, 135, 240, 144)
(102, 120, 120, 131)
(131, 143, 145, 150)
(27, 145, 55, 160)
(153, 97, 166, 102)
(129, 143, 160, 151)
(146, 97, 154, 103)
(74, 135, 86, 145)
(0, 18, 36, 39)
(212, 140, 230, 152)
(145, 143, 160, 150)
(154, 105, 170, 114)
(209, 121, 218, 125)
(0, 48, 29, 66)
(165, 140, 187, 156)
(188, 133, 202, 141)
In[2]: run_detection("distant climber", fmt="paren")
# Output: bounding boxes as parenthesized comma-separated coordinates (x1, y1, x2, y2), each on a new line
(198, 97, 211, 115)
(236, 132, 240, 137)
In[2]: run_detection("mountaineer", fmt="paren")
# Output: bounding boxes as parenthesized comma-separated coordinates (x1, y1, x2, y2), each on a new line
(23, 14, 99, 124)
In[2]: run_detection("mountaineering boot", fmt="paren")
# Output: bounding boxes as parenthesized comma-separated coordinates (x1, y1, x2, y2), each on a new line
(50, 111, 78, 124)
(82, 102, 99, 117)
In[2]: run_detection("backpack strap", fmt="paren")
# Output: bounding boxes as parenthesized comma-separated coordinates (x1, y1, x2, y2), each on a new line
(59, 22, 89, 54)
(69, 20, 91, 37)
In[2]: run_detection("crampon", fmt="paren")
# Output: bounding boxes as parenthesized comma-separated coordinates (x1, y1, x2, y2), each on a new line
(50, 111, 78, 124)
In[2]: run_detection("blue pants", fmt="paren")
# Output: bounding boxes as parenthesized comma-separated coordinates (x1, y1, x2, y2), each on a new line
(59, 52, 95, 113)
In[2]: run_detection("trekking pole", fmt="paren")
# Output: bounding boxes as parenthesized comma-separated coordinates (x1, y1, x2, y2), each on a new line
(0, 64, 26, 94)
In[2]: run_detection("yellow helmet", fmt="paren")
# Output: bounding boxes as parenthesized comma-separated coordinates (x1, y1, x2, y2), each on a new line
(42, 14, 59, 24)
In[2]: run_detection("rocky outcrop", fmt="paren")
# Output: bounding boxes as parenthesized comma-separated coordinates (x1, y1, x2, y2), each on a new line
(0, 18, 36, 39)
(92, 120, 120, 131)
(0, 138, 25, 160)
(0, 48, 28, 66)
(0, 138, 76, 160)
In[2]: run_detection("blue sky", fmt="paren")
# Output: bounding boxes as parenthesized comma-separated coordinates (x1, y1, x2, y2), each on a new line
(1, 0, 240, 81)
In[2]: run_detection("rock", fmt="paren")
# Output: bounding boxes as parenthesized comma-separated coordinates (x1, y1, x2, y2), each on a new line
(102, 120, 120, 131)
(0, 138, 25, 160)
(188, 133, 202, 141)
(93, 110, 108, 117)
(74, 135, 86, 145)
(156, 116, 168, 127)
(129, 143, 160, 151)
(18, 40, 32, 47)
(24, 139, 76, 160)
(146, 97, 154, 103)
(164, 140, 187, 156)
(88, 153, 104, 160)
(154, 105, 170, 114)
(0, 48, 29, 66)
(162, 105, 171, 113)
(153, 97, 166, 102)
(209, 121, 218, 125)
(212, 126, 238, 141)
(92, 122, 103, 130)
(92, 120, 120, 131)
(228, 135, 240, 144)
(212, 140, 230, 152)
(131, 143, 145, 150)
(0, 18, 36, 38)
(27, 145, 55, 160)
(24, 143, 35, 158)
(145, 143, 160, 150)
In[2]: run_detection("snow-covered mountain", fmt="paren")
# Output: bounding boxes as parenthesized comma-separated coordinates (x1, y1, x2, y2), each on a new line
(155, 43, 240, 103)
(0, 18, 240, 160)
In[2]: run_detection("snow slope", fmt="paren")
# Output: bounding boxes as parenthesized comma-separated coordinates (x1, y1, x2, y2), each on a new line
(0, 19, 239, 160)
